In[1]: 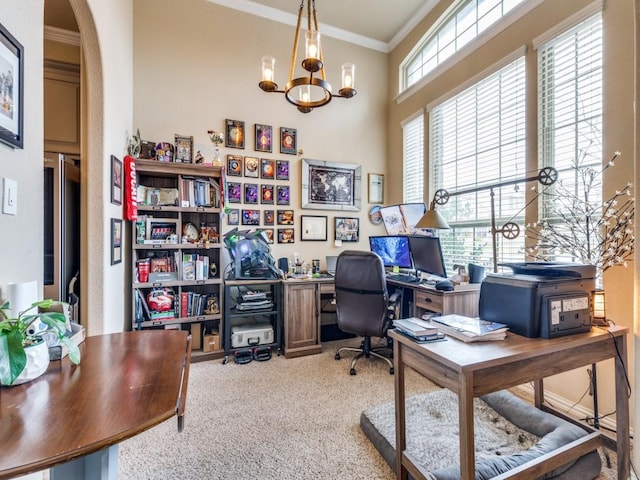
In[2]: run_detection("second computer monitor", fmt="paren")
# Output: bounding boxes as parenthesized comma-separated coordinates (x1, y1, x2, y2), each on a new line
(369, 235, 413, 269)
(408, 235, 447, 278)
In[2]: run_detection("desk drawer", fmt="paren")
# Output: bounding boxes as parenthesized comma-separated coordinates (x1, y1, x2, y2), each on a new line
(414, 290, 443, 313)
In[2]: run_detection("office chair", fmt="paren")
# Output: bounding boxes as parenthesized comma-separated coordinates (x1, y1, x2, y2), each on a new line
(334, 250, 395, 375)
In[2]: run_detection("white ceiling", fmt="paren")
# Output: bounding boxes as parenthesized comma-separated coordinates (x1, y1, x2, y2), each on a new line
(208, 0, 441, 52)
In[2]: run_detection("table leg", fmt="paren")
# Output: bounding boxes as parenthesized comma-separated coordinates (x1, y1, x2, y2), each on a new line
(614, 335, 630, 479)
(458, 373, 475, 480)
(394, 339, 408, 480)
(50, 444, 118, 480)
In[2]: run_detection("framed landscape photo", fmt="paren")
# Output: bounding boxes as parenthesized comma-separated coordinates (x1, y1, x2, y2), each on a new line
(225, 119, 245, 149)
(301, 158, 362, 211)
(335, 217, 360, 242)
(280, 127, 297, 155)
(0, 22, 24, 149)
(255, 123, 272, 153)
(111, 218, 122, 265)
(241, 209, 260, 226)
(174, 134, 193, 163)
(276, 160, 290, 180)
(301, 215, 328, 241)
(227, 155, 243, 176)
(110, 155, 122, 205)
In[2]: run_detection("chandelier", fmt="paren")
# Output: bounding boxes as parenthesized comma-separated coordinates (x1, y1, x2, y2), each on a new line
(258, 0, 356, 114)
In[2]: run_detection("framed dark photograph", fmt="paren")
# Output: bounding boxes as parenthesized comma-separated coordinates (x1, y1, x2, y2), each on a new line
(335, 217, 360, 242)
(225, 119, 245, 149)
(110, 218, 122, 265)
(255, 123, 272, 153)
(261, 228, 274, 244)
(277, 209, 294, 225)
(0, 22, 24, 149)
(276, 160, 290, 180)
(174, 134, 193, 163)
(241, 209, 260, 226)
(261, 184, 274, 204)
(261, 158, 275, 179)
(301, 215, 328, 241)
(227, 155, 243, 176)
(280, 127, 297, 155)
(227, 182, 242, 203)
(278, 228, 295, 243)
(244, 156, 259, 178)
(276, 185, 290, 205)
(302, 158, 362, 211)
(227, 208, 239, 225)
(264, 209, 275, 225)
(244, 183, 259, 204)
(110, 155, 122, 205)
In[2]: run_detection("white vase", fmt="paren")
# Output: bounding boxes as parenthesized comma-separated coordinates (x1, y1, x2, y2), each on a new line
(11, 340, 50, 386)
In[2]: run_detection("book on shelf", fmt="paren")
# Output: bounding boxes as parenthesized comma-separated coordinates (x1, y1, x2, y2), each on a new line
(429, 314, 508, 342)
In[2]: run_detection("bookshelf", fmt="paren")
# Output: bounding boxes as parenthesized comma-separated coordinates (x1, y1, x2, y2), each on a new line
(130, 159, 224, 361)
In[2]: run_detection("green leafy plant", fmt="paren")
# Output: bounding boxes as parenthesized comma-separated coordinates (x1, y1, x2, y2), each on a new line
(0, 299, 81, 385)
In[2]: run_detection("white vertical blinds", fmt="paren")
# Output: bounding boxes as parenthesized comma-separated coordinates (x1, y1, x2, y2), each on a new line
(429, 56, 526, 270)
(537, 13, 603, 262)
(402, 113, 424, 204)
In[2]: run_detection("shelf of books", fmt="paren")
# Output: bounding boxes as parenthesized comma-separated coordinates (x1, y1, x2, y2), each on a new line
(130, 160, 224, 362)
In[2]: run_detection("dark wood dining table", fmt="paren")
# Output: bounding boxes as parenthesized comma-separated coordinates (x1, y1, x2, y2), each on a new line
(0, 330, 192, 480)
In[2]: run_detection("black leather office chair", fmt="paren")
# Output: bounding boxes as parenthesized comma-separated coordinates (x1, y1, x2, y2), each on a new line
(334, 250, 395, 375)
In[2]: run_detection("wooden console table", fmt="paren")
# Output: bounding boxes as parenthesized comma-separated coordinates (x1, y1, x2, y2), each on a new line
(0, 330, 192, 480)
(392, 325, 629, 480)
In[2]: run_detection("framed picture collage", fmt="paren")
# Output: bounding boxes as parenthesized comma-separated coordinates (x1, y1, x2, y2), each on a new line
(225, 119, 297, 244)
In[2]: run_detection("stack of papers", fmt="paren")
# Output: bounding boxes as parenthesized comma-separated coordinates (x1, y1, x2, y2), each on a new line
(430, 314, 508, 342)
(393, 317, 445, 343)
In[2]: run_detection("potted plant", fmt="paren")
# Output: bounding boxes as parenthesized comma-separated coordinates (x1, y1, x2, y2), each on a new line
(0, 299, 81, 386)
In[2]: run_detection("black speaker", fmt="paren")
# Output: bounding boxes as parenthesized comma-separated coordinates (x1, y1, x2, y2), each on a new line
(278, 257, 289, 272)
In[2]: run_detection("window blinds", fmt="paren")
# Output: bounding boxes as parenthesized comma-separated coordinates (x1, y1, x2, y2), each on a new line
(402, 113, 424, 204)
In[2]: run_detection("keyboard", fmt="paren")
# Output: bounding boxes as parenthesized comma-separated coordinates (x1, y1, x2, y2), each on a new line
(386, 273, 419, 284)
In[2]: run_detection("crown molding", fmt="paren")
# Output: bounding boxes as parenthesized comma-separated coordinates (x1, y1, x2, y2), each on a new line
(44, 25, 81, 47)
(388, 0, 439, 52)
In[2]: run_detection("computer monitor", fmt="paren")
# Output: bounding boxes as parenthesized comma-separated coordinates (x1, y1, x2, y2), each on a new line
(368, 235, 413, 269)
(408, 235, 447, 279)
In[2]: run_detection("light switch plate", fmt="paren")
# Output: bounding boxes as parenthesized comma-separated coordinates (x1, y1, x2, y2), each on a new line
(2, 178, 17, 215)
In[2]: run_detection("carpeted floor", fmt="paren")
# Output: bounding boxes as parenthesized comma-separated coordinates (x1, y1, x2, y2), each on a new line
(117, 338, 619, 480)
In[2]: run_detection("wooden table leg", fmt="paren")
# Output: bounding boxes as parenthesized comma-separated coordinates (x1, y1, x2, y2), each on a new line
(458, 373, 475, 480)
(394, 339, 408, 480)
(614, 335, 630, 479)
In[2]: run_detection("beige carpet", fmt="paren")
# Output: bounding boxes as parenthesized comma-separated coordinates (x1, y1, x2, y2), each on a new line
(118, 338, 619, 479)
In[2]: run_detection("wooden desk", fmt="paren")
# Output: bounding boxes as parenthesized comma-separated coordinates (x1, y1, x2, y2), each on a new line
(0, 330, 192, 480)
(392, 326, 629, 480)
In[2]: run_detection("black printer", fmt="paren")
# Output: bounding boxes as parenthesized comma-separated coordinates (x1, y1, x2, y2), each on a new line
(478, 262, 595, 338)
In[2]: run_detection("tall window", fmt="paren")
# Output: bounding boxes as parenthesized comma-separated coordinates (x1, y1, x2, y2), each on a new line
(402, 113, 424, 203)
(429, 56, 526, 271)
(536, 13, 603, 263)
(402, 0, 526, 91)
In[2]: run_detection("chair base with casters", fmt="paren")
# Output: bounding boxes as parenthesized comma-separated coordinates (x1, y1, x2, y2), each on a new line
(335, 336, 394, 376)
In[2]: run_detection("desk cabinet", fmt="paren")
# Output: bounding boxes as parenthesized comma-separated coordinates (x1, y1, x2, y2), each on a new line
(413, 285, 480, 318)
(283, 282, 322, 358)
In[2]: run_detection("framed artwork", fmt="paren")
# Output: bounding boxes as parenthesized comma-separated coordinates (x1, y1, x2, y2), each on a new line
(241, 209, 260, 226)
(110, 218, 122, 265)
(110, 155, 122, 206)
(244, 156, 259, 177)
(261, 184, 274, 204)
(301, 215, 328, 241)
(278, 228, 295, 243)
(225, 119, 245, 149)
(0, 23, 24, 149)
(276, 160, 290, 180)
(227, 209, 239, 226)
(244, 183, 259, 204)
(264, 209, 275, 225)
(277, 209, 294, 225)
(335, 217, 360, 242)
(227, 155, 243, 176)
(368, 173, 384, 204)
(174, 134, 193, 163)
(276, 185, 290, 205)
(255, 124, 272, 153)
(301, 158, 361, 211)
(261, 158, 275, 179)
(280, 127, 297, 155)
(261, 228, 274, 244)
(227, 182, 242, 203)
